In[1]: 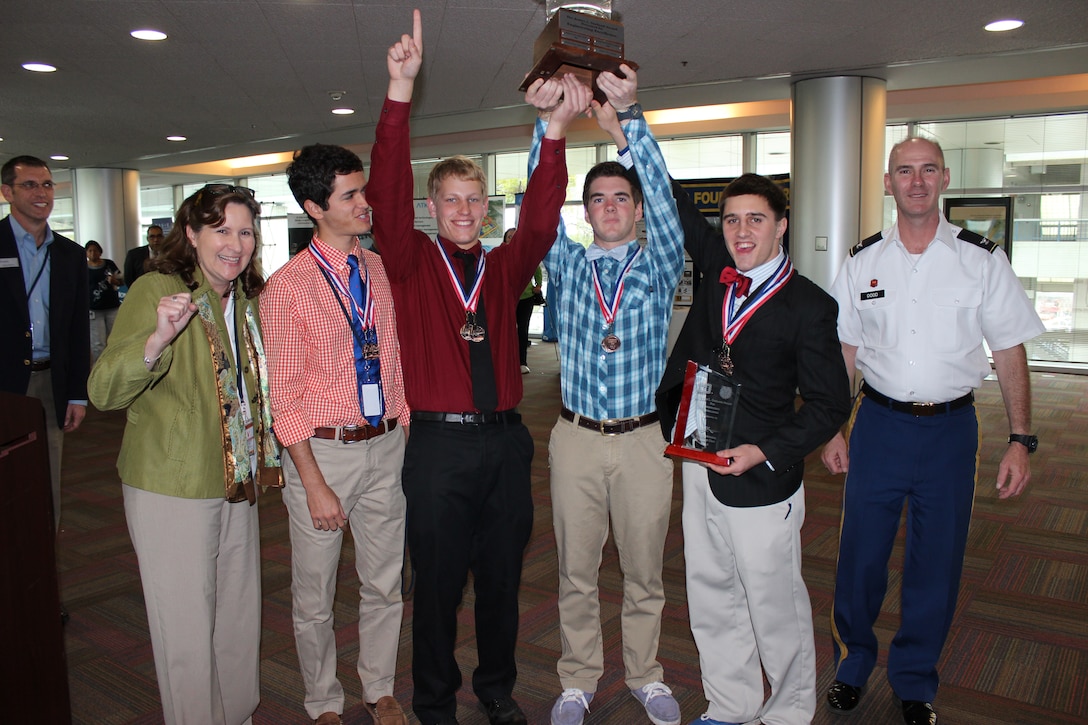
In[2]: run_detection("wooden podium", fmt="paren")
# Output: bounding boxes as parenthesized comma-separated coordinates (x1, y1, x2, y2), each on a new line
(0, 391, 71, 722)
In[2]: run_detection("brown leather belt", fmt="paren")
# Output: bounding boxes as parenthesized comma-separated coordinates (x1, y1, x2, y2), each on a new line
(30, 358, 51, 371)
(313, 418, 397, 443)
(560, 406, 658, 435)
(861, 382, 973, 417)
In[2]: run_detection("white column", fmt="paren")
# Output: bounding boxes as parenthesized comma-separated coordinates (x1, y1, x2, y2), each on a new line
(790, 76, 887, 291)
(72, 168, 141, 261)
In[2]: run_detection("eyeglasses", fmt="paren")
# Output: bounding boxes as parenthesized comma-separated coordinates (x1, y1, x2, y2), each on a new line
(201, 183, 256, 199)
(9, 180, 56, 191)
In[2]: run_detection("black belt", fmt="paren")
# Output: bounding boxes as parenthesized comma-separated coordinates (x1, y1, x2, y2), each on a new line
(862, 382, 973, 417)
(412, 410, 518, 425)
(560, 406, 659, 435)
(313, 419, 397, 443)
(29, 358, 51, 372)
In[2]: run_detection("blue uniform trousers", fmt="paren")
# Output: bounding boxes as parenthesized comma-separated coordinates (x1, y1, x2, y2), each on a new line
(831, 397, 978, 702)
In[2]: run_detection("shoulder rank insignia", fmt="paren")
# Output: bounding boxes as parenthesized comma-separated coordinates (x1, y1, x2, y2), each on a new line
(849, 231, 884, 258)
(956, 228, 998, 253)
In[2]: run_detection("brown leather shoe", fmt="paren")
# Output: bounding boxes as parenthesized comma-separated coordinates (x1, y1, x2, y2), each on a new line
(366, 695, 408, 725)
(314, 713, 342, 725)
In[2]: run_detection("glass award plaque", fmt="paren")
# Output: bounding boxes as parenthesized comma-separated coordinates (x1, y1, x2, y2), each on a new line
(664, 360, 742, 464)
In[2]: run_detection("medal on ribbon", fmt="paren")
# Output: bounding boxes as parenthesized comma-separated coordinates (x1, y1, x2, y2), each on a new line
(718, 255, 794, 375)
(592, 247, 641, 353)
(436, 240, 487, 343)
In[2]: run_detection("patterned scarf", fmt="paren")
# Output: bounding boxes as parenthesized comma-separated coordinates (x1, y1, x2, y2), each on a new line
(194, 289, 282, 504)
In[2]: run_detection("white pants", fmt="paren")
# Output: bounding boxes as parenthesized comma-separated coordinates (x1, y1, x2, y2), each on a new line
(682, 463, 815, 725)
(282, 428, 406, 719)
(89, 306, 119, 362)
(123, 485, 261, 725)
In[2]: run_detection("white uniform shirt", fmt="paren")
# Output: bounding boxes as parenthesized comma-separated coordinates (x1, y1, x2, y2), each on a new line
(830, 215, 1045, 403)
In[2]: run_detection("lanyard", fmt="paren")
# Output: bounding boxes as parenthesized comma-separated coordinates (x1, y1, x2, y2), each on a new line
(25, 244, 52, 298)
(591, 247, 641, 328)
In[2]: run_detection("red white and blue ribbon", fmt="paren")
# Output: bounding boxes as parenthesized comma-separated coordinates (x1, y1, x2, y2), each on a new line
(592, 247, 642, 327)
(722, 255, 794, 345)
(435, 237, 486, 314)
(308, 241, 375, 330)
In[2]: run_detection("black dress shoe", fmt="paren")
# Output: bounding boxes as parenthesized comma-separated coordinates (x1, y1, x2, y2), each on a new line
(480, 697, 527, 725)
(901, 700, 937, 725)
(826, 680, 862, 713)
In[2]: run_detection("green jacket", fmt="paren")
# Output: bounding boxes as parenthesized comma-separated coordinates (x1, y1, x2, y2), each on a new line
(89, 270, 264, 499)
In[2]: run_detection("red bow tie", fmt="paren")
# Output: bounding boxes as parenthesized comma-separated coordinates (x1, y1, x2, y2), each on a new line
(719, 267, 752, 298)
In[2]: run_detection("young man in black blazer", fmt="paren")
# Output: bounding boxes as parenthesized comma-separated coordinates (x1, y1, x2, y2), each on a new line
(657, 174, 850, 725)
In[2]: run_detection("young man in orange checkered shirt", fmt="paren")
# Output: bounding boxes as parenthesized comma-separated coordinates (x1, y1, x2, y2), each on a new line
(260, 143, 409, 725)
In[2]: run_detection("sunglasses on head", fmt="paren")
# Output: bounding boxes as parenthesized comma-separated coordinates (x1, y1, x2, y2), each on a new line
(200, 183, 256, 199)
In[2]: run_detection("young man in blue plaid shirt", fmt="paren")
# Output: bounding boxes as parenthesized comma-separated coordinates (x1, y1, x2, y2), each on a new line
(527, 66, 685, 725)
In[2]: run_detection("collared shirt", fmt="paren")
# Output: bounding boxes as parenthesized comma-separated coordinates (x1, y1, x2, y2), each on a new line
(531, 116, 685, 420)
(367, 98, 568, 413)
(736, 247, 785, 300)
(11, 214, 54, 359)
(830, 214, 1045, 402)
(260, 235, 407, 448)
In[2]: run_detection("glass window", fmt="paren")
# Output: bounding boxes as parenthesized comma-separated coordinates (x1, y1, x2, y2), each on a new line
(756, 131, 791, 175)
(659, 136, 742, 179)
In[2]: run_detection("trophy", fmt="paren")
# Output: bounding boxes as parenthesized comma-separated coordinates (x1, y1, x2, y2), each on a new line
(518, 1, 639, 103)
(665, 361, 742, 465)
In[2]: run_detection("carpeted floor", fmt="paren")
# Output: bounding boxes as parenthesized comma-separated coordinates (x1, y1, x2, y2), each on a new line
(58, 343, 1088, 724)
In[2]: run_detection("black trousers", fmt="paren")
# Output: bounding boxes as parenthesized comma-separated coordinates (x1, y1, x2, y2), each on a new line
(403, 416, 534, 724)
(515, 297, 535, 366)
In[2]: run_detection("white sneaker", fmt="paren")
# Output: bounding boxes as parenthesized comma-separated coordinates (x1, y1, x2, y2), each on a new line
(631, 681, 681, 725)
(551, 688, 593, 725)
(521, 364, 531, 374)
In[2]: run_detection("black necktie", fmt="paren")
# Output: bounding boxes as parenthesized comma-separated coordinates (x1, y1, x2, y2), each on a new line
(454, 251, 497, 412)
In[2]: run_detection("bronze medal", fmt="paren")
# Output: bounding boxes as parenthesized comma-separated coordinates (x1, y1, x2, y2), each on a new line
(601, 333, 621, 353)
(461, 313, 485, 343)
(718, 342, 734, 375)
(363, 342, 380, 360)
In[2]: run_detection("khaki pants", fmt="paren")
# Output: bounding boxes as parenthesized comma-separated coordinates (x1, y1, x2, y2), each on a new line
(123, 485, 261, 725)
(282, 427, 407, 719)
(548, 417, 674, 692)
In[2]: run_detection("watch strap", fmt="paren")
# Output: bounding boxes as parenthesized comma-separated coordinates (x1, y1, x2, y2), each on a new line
(1008, 433, 1038, 453)
(615, 103, 643, 121)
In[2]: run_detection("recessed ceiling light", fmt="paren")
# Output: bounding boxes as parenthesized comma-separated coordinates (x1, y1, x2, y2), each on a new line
(331, 108, 355, 115)
(50, 155, 69, 161)
(22, 62, 57, 73)
(131, 29, 168, 41)
(166, 135, 187, 142)
(985, 19, 1023, 32)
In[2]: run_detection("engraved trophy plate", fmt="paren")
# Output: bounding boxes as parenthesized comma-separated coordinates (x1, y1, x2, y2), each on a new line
(518, 4, 639, 104)
(664, 360, 742, 464)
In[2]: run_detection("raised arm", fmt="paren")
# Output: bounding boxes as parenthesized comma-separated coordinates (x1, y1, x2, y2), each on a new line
(386, 8, 422, 102)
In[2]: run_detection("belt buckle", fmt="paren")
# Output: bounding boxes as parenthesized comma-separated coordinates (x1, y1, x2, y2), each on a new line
(599, 418, 621, 436)
(913, 402, 936, 416)
(340, 425, 362, 443)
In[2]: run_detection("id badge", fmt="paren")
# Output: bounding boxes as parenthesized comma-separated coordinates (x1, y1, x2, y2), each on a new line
(361, 382, 382, 417)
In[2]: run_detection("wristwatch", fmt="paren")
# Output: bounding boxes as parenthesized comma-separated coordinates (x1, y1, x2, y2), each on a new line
(1008, 433, 1038, 454)
(615, 103, 643, 122)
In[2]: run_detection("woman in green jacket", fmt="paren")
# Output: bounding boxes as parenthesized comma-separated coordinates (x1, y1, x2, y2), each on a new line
(89, 185, 280, 725)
